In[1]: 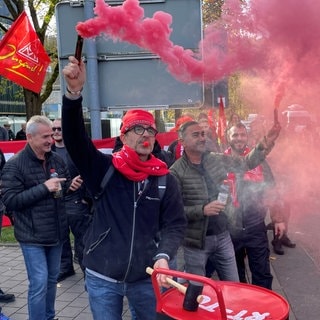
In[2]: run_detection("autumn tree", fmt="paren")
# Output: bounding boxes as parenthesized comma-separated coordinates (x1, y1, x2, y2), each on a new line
(202, 0, 224, 25)
(202, 0, 249, 118)
(0, 0, 59, 119)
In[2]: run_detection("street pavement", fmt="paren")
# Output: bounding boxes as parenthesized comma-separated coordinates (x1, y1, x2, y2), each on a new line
(0, 227, 319, 319)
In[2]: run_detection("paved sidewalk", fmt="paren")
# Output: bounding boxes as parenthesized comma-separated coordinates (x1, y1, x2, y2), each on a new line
(0, 244, 131, 320)
(1, 235, 318, 319)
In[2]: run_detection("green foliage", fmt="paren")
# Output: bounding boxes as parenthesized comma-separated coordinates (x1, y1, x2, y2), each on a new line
(0, 226, 75, 243)
(0, 0, 59, 119)
(0, 226, 16, 243)
(0, 77, 24, 100)
(201, 1, 252, 119)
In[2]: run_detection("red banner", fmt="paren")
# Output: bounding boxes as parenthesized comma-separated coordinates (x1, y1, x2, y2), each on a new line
(0, 131, 177, 157)
(0, 131, 178, 227)
(0, 11, 51, 93)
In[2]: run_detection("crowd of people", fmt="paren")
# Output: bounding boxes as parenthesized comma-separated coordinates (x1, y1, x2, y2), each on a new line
(0, 55, 296, 320)
(0, 122, 26, 142)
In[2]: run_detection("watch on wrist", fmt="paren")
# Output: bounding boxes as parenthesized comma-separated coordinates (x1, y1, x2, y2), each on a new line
(66, 87, 83, 95)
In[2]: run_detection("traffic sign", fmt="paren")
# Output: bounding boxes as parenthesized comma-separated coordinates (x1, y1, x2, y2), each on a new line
(56, 0, 204, 110)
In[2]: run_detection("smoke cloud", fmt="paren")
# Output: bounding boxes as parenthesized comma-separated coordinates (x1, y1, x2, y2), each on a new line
(76, 0, 320, 219)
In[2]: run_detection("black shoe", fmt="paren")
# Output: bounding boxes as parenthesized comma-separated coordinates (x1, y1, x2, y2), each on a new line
(272, 237, 284, 255)
(57, 269, 75, 282)
(0, 289, 15, 303)
(281, 235, 296, 248)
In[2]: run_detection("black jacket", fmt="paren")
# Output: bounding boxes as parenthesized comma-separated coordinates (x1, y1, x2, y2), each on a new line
(62, 96, 186, 283)
(1, 144, 69, 245)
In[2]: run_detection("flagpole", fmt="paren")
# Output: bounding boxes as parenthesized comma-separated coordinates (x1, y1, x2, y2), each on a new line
(83, 0, 102, 139)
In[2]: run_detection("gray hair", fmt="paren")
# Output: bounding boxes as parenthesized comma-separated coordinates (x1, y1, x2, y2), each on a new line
(26, 115, 52, 135)
(178, 120, 199, 139)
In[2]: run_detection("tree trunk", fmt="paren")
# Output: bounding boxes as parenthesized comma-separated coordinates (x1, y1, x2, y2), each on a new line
(23, 89, 42, 120)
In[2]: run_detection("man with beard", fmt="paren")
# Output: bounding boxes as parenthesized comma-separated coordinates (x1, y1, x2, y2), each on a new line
(222, 122, 286, 289)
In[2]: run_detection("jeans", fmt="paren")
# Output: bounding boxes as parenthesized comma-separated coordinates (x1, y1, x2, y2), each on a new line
(85, 270, 157, 320)
(184, 230, 239, 281)
(20, 243, 62, 320)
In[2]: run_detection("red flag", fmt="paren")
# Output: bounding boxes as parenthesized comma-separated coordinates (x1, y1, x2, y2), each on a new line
(0, 11, 50, 93)
(217, 97, 227, 144)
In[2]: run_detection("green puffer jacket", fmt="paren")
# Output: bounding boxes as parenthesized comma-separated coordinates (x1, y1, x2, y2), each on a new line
(170, 148, 266, 249)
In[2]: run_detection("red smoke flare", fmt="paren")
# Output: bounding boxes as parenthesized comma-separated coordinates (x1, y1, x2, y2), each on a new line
(76, 0, 320, 113)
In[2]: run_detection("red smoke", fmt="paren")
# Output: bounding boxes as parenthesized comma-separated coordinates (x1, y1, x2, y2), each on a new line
(75, 0, 320, 113)
(76, 0, 320, 225)
(76, 0, 320, 106)
(76, 0, 202, 83)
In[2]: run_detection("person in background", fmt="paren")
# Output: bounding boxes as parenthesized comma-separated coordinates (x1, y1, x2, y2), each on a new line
(170, 120, 280, 282)
(0, 115, 78, 320)
(61, 56, 186, 320)
(227, 113, 241, 128)
(3, 123, 15, 141)
(223, 122, 285, 289)
(0, 148, 15, 310)
(197, 112, 221, 153)
(248, 118, 296, 255)
(15, 123, 27, 141)
(51, 118, 92, 282)
(167, 115, 194, 160)
(269, 202, 296, 255)
(0, 125, 8, 141)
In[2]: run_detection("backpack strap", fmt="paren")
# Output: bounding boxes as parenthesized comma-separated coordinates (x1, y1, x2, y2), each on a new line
(158, 174, 167, 201)
(94, 165, 115, 200)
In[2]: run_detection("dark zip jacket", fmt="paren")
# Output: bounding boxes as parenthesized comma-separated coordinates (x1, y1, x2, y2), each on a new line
(62, 96, 186, 283)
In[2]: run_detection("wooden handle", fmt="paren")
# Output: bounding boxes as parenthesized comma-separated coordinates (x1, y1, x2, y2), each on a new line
(146, 267, 203, 303)
(146, 267, 187, 294)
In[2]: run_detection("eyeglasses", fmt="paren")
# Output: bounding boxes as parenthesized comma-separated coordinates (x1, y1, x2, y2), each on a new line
(127, 125, 158, 137)
(52, 127, 62, 132)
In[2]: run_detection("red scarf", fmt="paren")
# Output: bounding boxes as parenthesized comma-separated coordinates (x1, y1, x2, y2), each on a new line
(175, 142, 184, 160)
(112, 145, 169, 181)
(224, 146, 264, 207)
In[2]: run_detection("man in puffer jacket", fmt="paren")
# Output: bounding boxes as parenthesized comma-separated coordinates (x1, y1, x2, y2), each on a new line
(1, 115, 75, 320)
(61, 56, 186, 320)
(170, 120, 280, 283)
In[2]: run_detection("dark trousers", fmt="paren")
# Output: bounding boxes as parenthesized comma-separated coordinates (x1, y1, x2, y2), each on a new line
(61, 201, 91, 273)
(232, 223, 273, 290)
